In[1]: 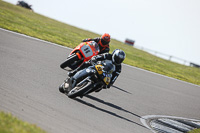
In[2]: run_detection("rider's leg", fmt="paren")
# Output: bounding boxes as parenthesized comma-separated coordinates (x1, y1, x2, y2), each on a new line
(68, 62, 90, 77)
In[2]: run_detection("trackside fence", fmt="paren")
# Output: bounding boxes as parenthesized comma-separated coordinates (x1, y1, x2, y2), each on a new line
(134, 46, 193, 66)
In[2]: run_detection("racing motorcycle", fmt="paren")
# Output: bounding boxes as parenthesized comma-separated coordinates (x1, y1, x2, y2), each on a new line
(60, 41, 100, 70)
(59, 60, 115, 98)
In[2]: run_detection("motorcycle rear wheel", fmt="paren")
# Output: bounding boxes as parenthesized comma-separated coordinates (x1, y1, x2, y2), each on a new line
(60, 54, 79, 69)
(67, 81, 92, 99)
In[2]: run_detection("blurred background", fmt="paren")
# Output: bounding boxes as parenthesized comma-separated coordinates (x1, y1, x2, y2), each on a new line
(3, 0, 200, 67)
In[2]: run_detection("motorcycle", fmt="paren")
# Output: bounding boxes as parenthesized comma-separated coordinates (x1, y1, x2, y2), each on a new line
(59, 60, 115, 98)
(60, 41, 100, 70)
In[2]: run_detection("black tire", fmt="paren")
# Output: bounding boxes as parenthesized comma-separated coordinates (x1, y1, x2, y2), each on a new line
(67, 81, 93, 99)
(60, 54, 79, 69)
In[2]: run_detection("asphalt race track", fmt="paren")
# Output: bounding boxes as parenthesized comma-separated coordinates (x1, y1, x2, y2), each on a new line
(0, 28, 200, 133)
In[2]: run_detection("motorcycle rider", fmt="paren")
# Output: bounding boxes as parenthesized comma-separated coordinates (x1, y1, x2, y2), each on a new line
(68, 49, 126, 89)
(82, 33, 111, 54)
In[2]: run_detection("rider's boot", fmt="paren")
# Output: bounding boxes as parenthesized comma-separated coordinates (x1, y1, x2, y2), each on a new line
(68, 67, 80, 77)
(68, 62, 89, 77)
(68, 71, 76, 77)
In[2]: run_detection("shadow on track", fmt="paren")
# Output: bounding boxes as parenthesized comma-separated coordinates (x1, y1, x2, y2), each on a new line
(86, 95, 141, 118)
(74, 96, 147, 129)
(112, 85, 132, 94)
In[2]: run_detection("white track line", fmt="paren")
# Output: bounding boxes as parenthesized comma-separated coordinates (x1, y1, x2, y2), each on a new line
(1, 28, 199, 88)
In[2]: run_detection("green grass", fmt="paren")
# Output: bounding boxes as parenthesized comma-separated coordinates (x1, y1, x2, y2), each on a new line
(0, 111, 46, 133)
(188, 129, 200, 133)
(0, 0, 200, 86)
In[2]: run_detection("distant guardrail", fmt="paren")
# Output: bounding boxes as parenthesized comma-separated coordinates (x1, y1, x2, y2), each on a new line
(134, 46, 197, 67)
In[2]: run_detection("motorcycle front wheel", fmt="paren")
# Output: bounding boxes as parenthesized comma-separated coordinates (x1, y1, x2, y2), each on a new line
(67, 81, 93, 99)
(60, 53, 79, 69)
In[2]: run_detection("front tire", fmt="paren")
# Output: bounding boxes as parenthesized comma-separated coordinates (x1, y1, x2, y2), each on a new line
(67, 81, 93, 99)
(60, 54, 79, 69)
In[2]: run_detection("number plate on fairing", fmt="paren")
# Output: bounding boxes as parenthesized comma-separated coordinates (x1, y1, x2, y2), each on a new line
(81, 44, 93, 58)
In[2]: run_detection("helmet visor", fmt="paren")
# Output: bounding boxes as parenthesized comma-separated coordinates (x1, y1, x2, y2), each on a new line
(114, 55, 124, 64)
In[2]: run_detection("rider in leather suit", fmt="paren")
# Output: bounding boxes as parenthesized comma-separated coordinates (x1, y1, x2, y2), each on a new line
(82, 33, 110, 54)
(68, 49, 126, 89)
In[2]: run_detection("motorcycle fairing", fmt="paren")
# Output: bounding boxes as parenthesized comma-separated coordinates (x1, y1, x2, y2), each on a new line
(80, 44, 93, 58)
(95, 64, 103, 75)
(73, 66, 95, 82)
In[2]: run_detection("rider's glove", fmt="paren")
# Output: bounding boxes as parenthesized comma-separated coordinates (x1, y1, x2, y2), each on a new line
(91, 56, 96, 61)
(82, 38, 91, 42)
(90, 56, 97, 64)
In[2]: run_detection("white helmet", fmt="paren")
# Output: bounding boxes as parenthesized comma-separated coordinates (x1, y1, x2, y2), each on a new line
(112, 49, 126, 65)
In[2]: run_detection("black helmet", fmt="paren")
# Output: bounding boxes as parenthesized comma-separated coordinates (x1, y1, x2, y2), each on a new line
(112, 49, 126, 65)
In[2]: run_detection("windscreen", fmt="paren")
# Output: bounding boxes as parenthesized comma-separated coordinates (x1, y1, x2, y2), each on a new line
(89, 41, 100, 53)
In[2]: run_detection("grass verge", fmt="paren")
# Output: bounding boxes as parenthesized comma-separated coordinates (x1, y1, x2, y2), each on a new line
(0, 111, 46, 133)
(188, 129, 200, 133)
(0, 0, 200, 85)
